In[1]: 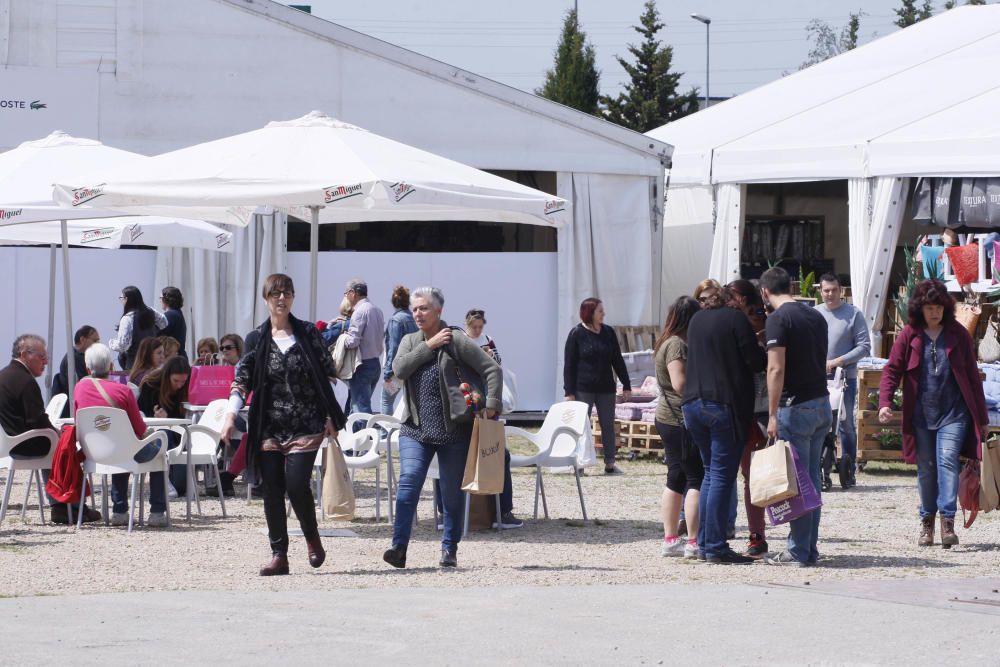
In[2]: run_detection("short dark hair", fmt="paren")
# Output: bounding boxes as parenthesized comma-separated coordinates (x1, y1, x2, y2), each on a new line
(161, 286, 184, 309)
(819, 273, 840, 287)
(760, 267, 791, 296)
(908, 279, 956, 328)
(579, 297, 601, 325)
(390, 285, 410, 310)
(74, 325, 97, 345)
(261, 273, 295, 299)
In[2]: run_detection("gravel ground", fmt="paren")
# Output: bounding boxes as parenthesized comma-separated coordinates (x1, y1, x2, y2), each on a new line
(1, 453, 998, 596)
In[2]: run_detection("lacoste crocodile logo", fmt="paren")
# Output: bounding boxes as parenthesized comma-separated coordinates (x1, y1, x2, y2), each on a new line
(30, 100, 46, 110)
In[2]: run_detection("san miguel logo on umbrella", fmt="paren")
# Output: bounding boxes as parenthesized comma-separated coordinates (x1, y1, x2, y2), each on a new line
(323, 183, 363, 204)
(81, 228, 114, 243)
(126, 224, 144, 243)
(390, 182, 415, 203)
(0, 208, 23, 222)
(216, 233, 232, 249)
(71, 184, 106, 206)
(544, 199, 565, 216)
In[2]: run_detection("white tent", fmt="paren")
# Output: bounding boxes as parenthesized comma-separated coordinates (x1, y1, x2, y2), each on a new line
(53, 111, 568, 319)
(0, 218, 232, 252)
(646, 5, 1000, 343)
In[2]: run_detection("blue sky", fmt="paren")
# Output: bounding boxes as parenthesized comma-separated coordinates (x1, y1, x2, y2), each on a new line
(285, 0, 925, 99)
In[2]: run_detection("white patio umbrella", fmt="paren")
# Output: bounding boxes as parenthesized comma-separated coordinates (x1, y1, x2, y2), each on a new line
(0, 131, 235, 399)
(52, 110, 569, 319)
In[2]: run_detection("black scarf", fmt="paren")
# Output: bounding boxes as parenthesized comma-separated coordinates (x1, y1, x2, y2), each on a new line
(244, 313, 347, 485)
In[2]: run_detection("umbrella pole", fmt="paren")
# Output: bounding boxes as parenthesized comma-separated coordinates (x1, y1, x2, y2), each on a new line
(45, 244, 56, 395)
(309, 205, 319, 321)
(61, 220, 76, 412)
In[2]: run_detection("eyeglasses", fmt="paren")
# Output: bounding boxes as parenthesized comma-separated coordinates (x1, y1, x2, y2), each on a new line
(219, 345, 237, 352)
(118, 296, 126, 301)
(268, 290, 294, 299)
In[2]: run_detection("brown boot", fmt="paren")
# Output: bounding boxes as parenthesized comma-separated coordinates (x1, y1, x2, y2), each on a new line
(918, 516, 935, 546)
(940, 516, 959, 549)
(306, 534, 326, 569)
(259, 552, 290, 576)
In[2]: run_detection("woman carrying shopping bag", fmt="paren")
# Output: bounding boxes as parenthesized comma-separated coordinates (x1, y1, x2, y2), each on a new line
(382, 286, 502, 569)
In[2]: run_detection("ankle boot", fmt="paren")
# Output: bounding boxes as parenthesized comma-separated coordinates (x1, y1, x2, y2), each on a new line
(918, 516, 935, 546)
(259, 552, 290, 576)
(306, 534, 326, 569)
(940, 516, 959, 548)
(440, 546, 458, 568)
(382, 544, 407, 569)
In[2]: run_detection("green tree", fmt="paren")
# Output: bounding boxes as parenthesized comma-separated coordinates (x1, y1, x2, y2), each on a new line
(800, 11, 863, 69)
(600, 1, 699, 132)
(536, 9, 601, 114)
(966, 0, 987, 5)
(895, 0, 934, 27)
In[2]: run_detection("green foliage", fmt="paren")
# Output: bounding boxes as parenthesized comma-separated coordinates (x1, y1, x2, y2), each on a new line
(536, 9, 601, 115)
(895, 0, 934, 27)
(895, 247, 919, 328)
(799, 268, 818, 299)
(600, 0, 699, 132)
(801, 11, 864, 69)
(876, 428, 903, 450)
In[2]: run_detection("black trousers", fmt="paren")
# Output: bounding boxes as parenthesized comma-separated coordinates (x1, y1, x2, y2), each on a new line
(260, 449, 320, 554)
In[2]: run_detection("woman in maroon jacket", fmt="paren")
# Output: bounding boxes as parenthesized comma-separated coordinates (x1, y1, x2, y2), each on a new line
(879, 279, 987, 548)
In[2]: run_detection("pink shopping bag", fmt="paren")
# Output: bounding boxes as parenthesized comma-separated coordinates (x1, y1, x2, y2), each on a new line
(188, 365, 235, 405)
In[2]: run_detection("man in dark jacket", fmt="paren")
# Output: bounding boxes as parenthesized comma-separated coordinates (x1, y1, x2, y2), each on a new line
(682, 296, 766, 564)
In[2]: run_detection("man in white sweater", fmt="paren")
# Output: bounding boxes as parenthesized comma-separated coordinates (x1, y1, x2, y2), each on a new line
(814, 274, 871, 487)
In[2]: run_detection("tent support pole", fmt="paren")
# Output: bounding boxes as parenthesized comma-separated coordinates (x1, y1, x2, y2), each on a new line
(309, 205, 319, 321)
(45, 244, 56, 395)
(61, 220, 76, 413)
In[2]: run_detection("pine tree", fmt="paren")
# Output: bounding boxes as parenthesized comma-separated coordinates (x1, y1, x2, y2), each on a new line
(966, 0, 987, 6)
(600, 1, 699, 131)
(536, 9, 601, 115)
(895, 0, 934, 26)
(800, 11, 863, 69)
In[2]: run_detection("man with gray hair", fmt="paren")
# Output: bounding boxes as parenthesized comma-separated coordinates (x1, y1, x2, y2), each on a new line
(343, 278, 385, 419)
(0, 335, 56, 459)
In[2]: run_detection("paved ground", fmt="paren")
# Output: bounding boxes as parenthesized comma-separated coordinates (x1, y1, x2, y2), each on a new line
(3, 577, 1000, 665)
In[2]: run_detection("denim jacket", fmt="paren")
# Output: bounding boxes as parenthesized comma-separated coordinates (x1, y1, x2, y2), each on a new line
(383, 308, 417, 380)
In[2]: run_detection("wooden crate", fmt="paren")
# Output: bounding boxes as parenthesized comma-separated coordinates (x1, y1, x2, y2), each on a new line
(592, 417, 663, 457)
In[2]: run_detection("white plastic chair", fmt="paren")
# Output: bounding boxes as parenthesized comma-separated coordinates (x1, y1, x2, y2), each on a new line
(75, 407, 170, 532)
(0, 426, 59, 527)
(167, 399, 228, 521)
(45, 394, 68, 422)
(507, 401, 589, 520)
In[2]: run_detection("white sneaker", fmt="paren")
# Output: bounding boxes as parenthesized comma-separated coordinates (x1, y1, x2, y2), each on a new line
(147, 512, 168, 528)
(111, 512, 129, 527)
(660, 538, 685, 557)
(167, 482, 178, 500)
(684, 542, 702, 560)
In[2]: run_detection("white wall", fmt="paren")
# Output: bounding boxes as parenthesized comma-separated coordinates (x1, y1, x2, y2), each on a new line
(0, 246, 157, 394)
(286, 251, 558, 410)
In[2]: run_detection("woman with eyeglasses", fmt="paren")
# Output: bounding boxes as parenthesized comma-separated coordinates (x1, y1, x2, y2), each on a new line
(109, 286, 168, 371)
(159, 287, 187, 358)
(218, 334, 244, 366)
(220, 274, 346, 576)
(879, 279, 987, 549)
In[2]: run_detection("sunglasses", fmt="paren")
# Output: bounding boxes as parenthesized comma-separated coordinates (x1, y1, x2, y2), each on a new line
(268, 290, 294, 299)
(220, 345, 237, 352)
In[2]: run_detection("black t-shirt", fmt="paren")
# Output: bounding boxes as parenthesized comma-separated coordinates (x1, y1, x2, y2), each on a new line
(765, 301, 829, 406)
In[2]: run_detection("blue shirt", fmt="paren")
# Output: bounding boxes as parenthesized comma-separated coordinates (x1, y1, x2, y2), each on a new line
(915, 332, 968, 429)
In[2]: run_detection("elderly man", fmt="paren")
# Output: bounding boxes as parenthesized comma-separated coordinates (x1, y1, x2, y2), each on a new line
(0, 334, 100, 523)
(815, 274, 870, 489)
(51, 325, 100, 416)
(343, 278, 385, 420)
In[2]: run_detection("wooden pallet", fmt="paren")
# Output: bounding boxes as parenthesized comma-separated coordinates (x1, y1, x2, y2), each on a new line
(592, 417, 663, 456)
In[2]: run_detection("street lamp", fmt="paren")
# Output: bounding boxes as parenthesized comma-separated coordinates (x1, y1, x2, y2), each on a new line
(690, 13, 711, 108)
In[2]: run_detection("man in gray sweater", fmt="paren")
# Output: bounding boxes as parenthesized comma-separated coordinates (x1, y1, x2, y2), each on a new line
(814, 274, 871, 486)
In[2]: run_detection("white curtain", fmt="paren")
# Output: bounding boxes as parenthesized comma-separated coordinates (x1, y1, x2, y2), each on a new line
(154, 210, 288, 346)
(556, 172, 654, 398)
(662, 184, 714, 307)
(847, 177, 873, 305)
(859, 177, 908, 352)
(707, 183, 745, 283)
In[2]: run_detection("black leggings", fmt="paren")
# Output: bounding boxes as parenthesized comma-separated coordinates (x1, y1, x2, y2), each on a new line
(655, 420, 704, 494)
(260, 450, 319, 554)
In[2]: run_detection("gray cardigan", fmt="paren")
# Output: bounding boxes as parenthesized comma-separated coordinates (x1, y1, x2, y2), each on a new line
(393, 321, 503, 429)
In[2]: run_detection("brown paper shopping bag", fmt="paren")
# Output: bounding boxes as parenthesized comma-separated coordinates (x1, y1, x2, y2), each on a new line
(461, 415, 506, 495)
(749, 439, 799, 508)
(322, 437, 356, 520)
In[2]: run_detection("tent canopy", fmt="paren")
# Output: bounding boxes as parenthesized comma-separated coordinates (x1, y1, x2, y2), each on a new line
(646, 5, 1000, 185)
(0, 217, 233, 251)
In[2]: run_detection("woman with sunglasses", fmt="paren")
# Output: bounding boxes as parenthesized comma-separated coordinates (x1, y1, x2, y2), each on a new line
(220, 274, 346, 576)
(218, 334, 244, 366)
(109, 286, 167, 370)
(879, 279, 987, 548)
(693, 279, 723, 309)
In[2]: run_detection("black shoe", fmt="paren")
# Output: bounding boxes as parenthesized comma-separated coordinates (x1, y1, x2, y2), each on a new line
(440, 546, 458, 568)
(839, 456, 856, 489)
(744, 534, 769, 559)
(677, 518, 688, 538)
(382, 544, 407, 569)
(493, 512, 524, 529)
(49, 503, 69, 524)
(706, 549, 755, 565)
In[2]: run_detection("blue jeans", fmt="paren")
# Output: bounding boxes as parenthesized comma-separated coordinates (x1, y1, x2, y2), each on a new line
(915, 418, 967, 519)
(778, 396, 833, 564)
(392, 435, 470, 551)
(839, 378, 858, 466)
(380, 379, 401, 417)
(110, 441, 168, 514)
(683, 399, 743, 558)
(349, 358, 381, 425)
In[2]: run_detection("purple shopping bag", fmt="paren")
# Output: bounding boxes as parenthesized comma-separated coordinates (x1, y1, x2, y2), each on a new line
(766, 443, 822, 526)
